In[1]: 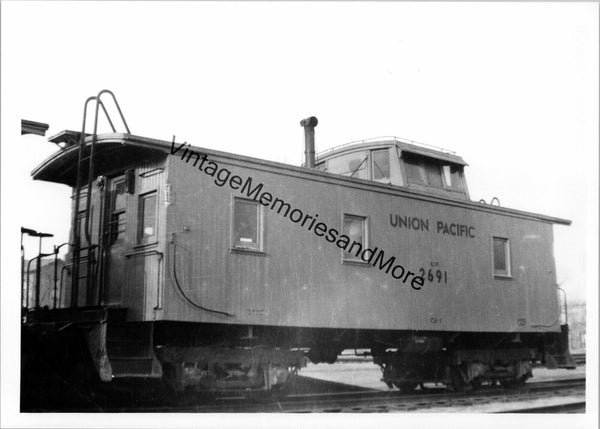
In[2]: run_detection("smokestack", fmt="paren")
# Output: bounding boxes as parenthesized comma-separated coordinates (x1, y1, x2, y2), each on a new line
(300, 116, 318, 168)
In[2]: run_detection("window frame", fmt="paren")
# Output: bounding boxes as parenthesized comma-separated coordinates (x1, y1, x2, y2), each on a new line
(402, 152, 466, 193)
(422, 160, 444, 187)
(341, 213, 370, 265)
(231, 197, 264, 253)
(491, 236, 512, 279)
(75, 210, 90, 247)
(326, 150, 369, 179)
(108, 176, 127, 245)
(370, 148, 392, 183)
(402, 152, 428, 185)
(441, 164, 464, 190)
(137, 190, 158, 245)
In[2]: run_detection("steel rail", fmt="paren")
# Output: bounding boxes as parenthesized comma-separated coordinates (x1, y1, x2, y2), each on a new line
(96, 377, 587, 413)
(21, 375, 585, 413)
(336, 352, 587, 365)
(498, 401, 586, 413)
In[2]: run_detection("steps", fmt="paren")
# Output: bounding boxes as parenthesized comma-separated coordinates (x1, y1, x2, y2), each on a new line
(86, 322, 162, 381)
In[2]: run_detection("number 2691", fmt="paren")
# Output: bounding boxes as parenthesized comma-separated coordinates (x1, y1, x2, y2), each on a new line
(418, 268, 447, 284)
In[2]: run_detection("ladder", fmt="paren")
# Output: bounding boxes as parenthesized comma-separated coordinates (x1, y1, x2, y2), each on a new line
(70, 90, 130, 309)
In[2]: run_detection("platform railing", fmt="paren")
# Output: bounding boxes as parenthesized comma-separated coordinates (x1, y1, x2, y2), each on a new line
(24, 253, 53, 311)
(22, 242, 98, 316)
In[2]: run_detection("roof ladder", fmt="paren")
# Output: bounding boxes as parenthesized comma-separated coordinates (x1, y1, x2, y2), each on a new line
(70, 90, 130, 309)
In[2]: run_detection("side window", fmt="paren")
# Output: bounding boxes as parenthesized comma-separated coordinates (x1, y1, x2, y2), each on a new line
(327, 151, 368, 179)
(233, 198, 262, 251)
(403, 153, 426, 184)
(108, 178, 127, 244)
(402, 152, 446, 188)
(423, 162, 443, 187)
(371, 148, 390, 182)
(442, 164, 464, 189)
(492, 236, 511, 277)
(138, 191, 157, 244)
(342, 214, 367, 262)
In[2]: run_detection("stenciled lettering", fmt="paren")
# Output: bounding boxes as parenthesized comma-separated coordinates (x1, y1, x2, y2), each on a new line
(391, 213, 474, 238)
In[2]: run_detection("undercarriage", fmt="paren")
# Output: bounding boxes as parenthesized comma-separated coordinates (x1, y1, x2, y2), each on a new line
(21, 308, 576, 400)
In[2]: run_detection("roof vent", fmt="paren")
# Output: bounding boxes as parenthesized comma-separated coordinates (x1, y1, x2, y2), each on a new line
(300, 116, 318, 168)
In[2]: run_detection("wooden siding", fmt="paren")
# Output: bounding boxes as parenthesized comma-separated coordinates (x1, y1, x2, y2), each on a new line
(43, 134, 564, 332)
(160, 152, 561, 333)
(121, 161, 167, 321)
(61, 160, 167, 322)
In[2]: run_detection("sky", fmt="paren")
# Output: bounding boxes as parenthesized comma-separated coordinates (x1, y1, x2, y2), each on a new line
(1, 2, 598, 427)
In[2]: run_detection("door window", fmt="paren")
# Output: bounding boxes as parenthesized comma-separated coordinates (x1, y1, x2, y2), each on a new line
(108, 178, 127, 244)
(138, 191, 158, 243)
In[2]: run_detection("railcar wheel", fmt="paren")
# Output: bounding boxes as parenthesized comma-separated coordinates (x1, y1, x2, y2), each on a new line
(470, 377, 483, 390)
(156, 363, 185, 405)
(393, 382, 419, 393)
(448, 366, 471, 392)
(243, 363, 293, 402)
(500, 376, 528, 389)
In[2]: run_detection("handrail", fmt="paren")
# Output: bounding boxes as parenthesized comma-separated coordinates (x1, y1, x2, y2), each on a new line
(53, 242, 70, 309)
(23, 242, 97, 311)
(59, 263, 72, 309)
(71, 95, 96, 309)
(25, 253, 53, 310)
(558, 287, 568, 325)
(85, 90, 130, 303)
(73, 90, 130, 309)
(71, 244, 99, 308)
(123, 250, 164, 310)
(125, 249, 163, 258)
(95, 90, 131, 134)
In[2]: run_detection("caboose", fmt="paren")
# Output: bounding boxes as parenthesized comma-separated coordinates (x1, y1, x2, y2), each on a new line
(21, 91, 575, 398)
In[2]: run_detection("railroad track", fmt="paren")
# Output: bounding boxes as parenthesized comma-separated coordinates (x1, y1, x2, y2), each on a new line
(336, 352, 587, 366)
(498, 401, 586, 413)
(22, 374, 585, 413)
(119, 377, 584, 413)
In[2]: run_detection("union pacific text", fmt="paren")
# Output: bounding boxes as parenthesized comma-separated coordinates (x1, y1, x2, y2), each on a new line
(390, 214, 475, 238)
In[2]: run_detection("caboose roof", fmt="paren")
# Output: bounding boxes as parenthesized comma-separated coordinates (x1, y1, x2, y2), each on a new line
(32, 132, 570, 226)
(316, 137, 468, 166)
(33, 132, 167, 186)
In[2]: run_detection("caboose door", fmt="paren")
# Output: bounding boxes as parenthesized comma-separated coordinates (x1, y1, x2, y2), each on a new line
(103, 175, 128, 305)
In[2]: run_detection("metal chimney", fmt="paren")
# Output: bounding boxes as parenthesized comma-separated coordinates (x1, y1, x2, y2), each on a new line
(300, 116, 318, 168)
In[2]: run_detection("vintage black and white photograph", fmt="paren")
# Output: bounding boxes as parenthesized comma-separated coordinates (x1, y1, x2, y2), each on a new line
(1, 2, 597, 428)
